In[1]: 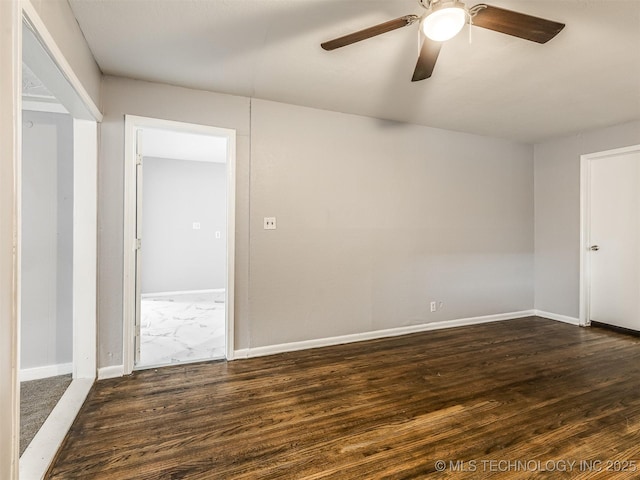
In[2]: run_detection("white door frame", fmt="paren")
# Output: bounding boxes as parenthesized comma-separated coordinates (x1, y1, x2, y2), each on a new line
(0, 2, 22, 479)
(123, 115, 236, 374)
(579, 144, 640, 327)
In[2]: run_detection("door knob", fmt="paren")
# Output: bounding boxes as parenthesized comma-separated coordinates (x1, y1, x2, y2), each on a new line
(590, 245, 600, 251)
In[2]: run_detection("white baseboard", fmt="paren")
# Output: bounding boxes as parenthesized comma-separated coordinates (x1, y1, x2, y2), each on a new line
(535, 310, 581, 326)
(141, 288, 224, 298)
(20, 378, 93, 480)
(234, 310, 536, 359)
(20, 362, 73, 382)
(97, 365, 124, 380)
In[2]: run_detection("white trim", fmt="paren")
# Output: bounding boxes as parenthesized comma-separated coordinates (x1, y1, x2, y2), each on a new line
(534, 310, 581, 326)
(97, 365, 124, 380)
(19, 363, 73, 382)
(22, 100, 68, 114)
(226, 131, 236, 361)
(141, 288, 223, 298)
(579, 144, 640, 328)
(20, 0, 102, 122)
(19, 378, 92, 480)
(123, 115, 237, 372)
(72, 119, 98, 380)
(123, 117, 136, 373)
(234, 310, 536, 359)
(579, 151, 591, 327)
(1, 2, 21, 478)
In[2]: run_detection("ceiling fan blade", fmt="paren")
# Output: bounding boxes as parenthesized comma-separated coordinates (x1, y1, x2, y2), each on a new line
(471, 4, 565, 44)
(321, 15, 419, 51)
(411, 37, 442, 82)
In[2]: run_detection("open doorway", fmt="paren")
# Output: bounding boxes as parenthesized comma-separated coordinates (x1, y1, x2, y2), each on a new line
(138, 129, 229, 367)
(19, 9, 99, 479)
(123, 117, 236, 372)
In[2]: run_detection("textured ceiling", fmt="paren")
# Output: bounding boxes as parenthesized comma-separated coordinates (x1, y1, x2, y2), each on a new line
(69, 0, 640, 143)
(142, 128, 228, 163)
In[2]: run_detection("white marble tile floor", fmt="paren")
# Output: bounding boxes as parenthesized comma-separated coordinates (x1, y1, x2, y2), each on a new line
(138, 291, 225, 368)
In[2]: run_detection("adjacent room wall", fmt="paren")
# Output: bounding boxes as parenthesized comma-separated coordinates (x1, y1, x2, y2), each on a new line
(99, 76, 534, 367)
(20, 110, 74, 372)
(141, 157, 227, 293)
(534, 120, 640, 319)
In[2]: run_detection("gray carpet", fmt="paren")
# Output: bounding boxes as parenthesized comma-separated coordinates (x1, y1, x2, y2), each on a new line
(20, 374, 72, 456)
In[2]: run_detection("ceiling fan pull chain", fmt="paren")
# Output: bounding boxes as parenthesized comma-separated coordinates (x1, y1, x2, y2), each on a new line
(467, 1, 487, 44)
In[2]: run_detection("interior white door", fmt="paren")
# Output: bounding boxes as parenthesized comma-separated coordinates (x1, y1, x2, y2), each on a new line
(589, 150, 640, 331)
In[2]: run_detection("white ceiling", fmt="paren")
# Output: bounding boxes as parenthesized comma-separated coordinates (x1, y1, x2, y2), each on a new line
(68, 0, 640, 143)
(22, 62, 69, 114)
(141, 128, 228, 163)
(22, 62, 55, 100)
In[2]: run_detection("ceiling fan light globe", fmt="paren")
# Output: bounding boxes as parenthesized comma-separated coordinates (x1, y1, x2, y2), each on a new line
(422, 7, 466, 42)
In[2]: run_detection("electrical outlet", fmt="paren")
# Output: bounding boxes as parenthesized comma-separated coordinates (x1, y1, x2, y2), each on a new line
(264, 217, 277, 230)
(192, 222, 201, 230)
(430, 301, 437, 313)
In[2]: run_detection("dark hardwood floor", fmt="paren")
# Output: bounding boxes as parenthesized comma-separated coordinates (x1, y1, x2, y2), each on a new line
(46, 317, 640, 479)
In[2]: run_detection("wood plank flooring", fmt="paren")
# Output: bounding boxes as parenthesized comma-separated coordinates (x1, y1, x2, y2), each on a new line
(46, 318, 640, 479)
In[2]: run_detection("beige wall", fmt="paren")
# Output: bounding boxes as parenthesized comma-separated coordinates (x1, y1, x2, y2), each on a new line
(249, 99, 534, 347)
(534, 120, 640, 318)
(98, 78, 535, 366)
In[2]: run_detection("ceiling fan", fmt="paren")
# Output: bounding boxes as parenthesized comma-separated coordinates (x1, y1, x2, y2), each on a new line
(321, 0, 565, 82)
